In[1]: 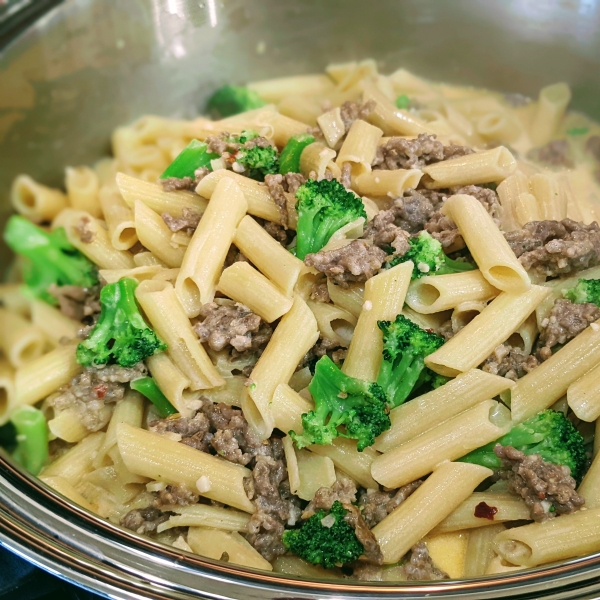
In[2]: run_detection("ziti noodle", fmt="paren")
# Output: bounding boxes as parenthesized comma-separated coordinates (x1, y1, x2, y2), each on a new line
(2, 60, 600, 580)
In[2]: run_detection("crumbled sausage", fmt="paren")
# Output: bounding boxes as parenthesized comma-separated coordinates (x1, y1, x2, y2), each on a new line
(161, 208, 202, 234)
(424, 212, 462, 250)
(481, 344, 540, 381)
(264, 172, 307, 228)
(357, 480, 423, 528)
(155, 484, 199, 508)
(362, 209, 410, 255)
(303, 474, 358, 518)
(405, 542, 449, 580)
(505, 219, 600, 278)
(120, 506, 170, 535)
(539, 299, 600, 350)
(304, 240, 387, 287)
(451, 185, 501, 222)
(344, 504, 383, 565)
(309, 282, 331, 303)
(160, 177, 196, 192)
(194, 302, 272, 354)
(495, 445, 585, 522)
(527, 140, 574, 168)
(339, 100, 376, 133)
(340, 162, 352, 189)
(48, 283, 101, 323)
(75, 216, 94, 243)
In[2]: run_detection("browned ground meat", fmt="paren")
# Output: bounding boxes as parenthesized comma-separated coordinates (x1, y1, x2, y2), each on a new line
(481, 344, 540, 381)
(155, 484, 199, 508)
(405, 543, 449, 581)
(504, 93, 532, 107)
(340, 162, 352, 189)
(303, 475, 357, 518)
(193, 302, 272, 354)
(495, 445, 585, 522)
(48, 283, 101, 322)
(539, 299, 600, 351)
(372, 134, 473, 171)
(362, 209, 410, 255)
(49, 363, 146, 431)
(301, 338, 348, 369)
(357, 480, 423, 528)
(505, 219, 600, 278)
(304, 240, 387, 287)
(262, 221, 290, 246)
(438, 319, 456, 341)
(151, 411, 211, 451)
(344, 504, 383, 565)
(339, 100, 376, 133)
(120, 507, 170, 535)
(161, 208, 202, 234)
(309, 282, 330, 303)
(527, 140, 574, 168)
(160, 176, 195, 192)
(424, 212, 462, 250)
(452, 184, 501, 221)
(264, 172, 307, 227)
(587, 136, 600, 161)
(75, 216, 94, 243)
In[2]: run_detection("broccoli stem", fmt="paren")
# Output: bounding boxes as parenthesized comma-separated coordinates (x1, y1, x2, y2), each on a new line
(206, 85, 266, 118)
(378, 353, 424, 408)
(11, 406, 48, 475)
(130, 377, 177, 417)
(279, 134, 315, 174)
(437, 256, 476, 276)
(160, 140, 219, 180)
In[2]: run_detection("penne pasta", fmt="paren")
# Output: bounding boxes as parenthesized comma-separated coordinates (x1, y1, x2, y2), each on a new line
(353, 168, 422, 198)
(336, 119, 383, 176)
(11, 174, 68, 223)
(0, 308, 46, 368)
(65, 166, 101, 218)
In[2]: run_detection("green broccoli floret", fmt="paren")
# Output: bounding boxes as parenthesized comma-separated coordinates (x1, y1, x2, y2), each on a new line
(206, 85, 266, 118)
(563, 278, 600, 306)
(459, 409, 587, 483)
(289, 356, 390, 452)
(395, 94, 410, 109)
(229, 130, 279, 180)
(388, 231, 475, 279)
(377, 314, 445, 409)
(76, 278, 166, 368)
(3, 215, 98, 306)
(282, 501, 364, 568)
(295, 179, 367, 259)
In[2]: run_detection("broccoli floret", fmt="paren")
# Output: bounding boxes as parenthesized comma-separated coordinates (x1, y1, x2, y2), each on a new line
(282, 501, 364, 568)
(459, 409, 587, 483)
(563, 278, 600, 306)
(377, 314, 445, 409)
(76, 278, 166, 368)
(295, 179, 367, 259)
(3, 215, 98, 305)
(206, 85, 266, 118)
(388, 231, 475, 279)
(395, 94, 410, 109)
(229, 130, 279, 180)
(289, 355, 390, 452)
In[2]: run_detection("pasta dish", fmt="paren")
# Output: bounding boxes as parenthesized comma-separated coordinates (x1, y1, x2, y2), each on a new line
(2, 59, 600, 581)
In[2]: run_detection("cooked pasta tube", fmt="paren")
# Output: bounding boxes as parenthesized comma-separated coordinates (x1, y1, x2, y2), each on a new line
(405, 270, 499, 314)
(342, 261, 413, 381)
(508, 313, 538, 356)
(242, 296, 318, 439)
(217, 262, 293, 323)
(30, 299, 80, 344)
(234, 215, 304, 296)
(494, 507, 600, 567)
(134, 200, 186, 268)
(40, 475, 95, 512)
(425, 286, 550, 377)
(299, 142, 341, 180)
(270, 383, 313, 434)
(440, 194, 530, 292)
(135, 280, 224, 390)
(509, 318, 600, 423)
(353, 169, 422, 198)
(568, 364, 600, 422)
(282, 436, 300, 497)
(11, 174, 68, 223)
(496, 171, 529, 231)
(41, 432, 105, 484)
(0, 361, 15, 426)
(327, 281, 364, 318)
(450, 300, 487, 333)
(336, 119, 383, 176)
(371, 400, 511, 488)
(477, 111, 521, 143)
(306, 301, 356, 346)
(278, 95, 322, 127)
(374, 369, 514, 452)
(98, 185, 137, 250)
(530, 82, 572, 147)
(0, 284, 30, 318)
(14, 344, 80, 408)
(48, 408, 91, 444)
(308, 438, 379, 490)
(530, 172, 566, 221)
(65, 166, 101, 218)
(514, 192, 541, 227)
(485, 555, 523, 575)
(0, 308, 46, 368)
(117, 423, 254, 513)
(464, 524, 507, 578)
(156, 504, 250, 533)
(176, 177, 248, 316)
(195, 170, 280, 223)
(187, 527, 273, 571)
(372, 462, 493, 564)
(98, 265, 162, 286)
(317, 107, 345, 148)
(422, 147, 517, 189)
(577, 450, 600, 508)
(294, 449, 336, 501)
(248, 74, 334, 103)
(116, 172, 207, 217)
(432, 493, 530, 534)
(266, 112, 311, 147)
(133, 252, 165, 267)
(52, 209, 134, 270)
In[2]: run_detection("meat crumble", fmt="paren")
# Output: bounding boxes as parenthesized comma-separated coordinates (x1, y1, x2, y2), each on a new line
(265, 173, 308, 227)
(481, 343, 539, 381)
(357, 481, 423, 529)
(405, 542, 449, 581)
(339, 100, 376, 133)
(161, 208, 202, 234)
(48, 283, 101, 323)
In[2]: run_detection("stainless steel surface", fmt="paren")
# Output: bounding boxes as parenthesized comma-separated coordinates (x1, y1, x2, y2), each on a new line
(1, 0, 600, 598)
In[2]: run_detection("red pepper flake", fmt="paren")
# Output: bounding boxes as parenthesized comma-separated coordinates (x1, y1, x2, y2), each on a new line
(94, 383, 108, 399)
(474, 501, 498, 520)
